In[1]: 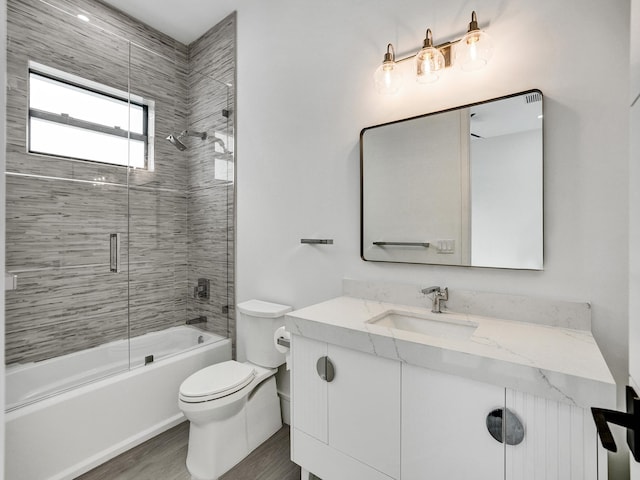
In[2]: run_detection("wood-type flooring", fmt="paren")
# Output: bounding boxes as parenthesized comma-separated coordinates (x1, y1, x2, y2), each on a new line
(77, 422, 300, 480)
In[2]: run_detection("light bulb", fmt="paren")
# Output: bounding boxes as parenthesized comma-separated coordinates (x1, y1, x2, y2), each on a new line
(415, 29, 445, 84)
(454, 11, 493, 72)
(373, 44, 404, 95)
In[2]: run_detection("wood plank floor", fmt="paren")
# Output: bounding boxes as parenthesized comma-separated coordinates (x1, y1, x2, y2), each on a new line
(76, 422, 300, 480)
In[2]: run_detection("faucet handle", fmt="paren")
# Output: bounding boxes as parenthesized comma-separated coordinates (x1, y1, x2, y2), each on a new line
(421, 286, 441, 295)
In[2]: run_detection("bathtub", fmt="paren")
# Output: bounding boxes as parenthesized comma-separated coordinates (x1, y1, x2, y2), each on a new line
(5, 325, 232, 480)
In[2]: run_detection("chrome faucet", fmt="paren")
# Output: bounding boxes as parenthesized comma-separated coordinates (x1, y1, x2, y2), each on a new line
(421, 286, 449, 313)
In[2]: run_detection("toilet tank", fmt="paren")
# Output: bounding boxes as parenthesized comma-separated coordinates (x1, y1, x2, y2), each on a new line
(237, 300, 292, 368)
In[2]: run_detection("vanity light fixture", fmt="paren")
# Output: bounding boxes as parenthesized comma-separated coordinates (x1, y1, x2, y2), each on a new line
(416, 29, 445, 84)
(374, 11, 493, 94)
(373, 43, 404, 95)
(454, 11, 493, 71)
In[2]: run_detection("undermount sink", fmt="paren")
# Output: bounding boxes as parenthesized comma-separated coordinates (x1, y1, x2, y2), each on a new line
(368, 310, 478, 340)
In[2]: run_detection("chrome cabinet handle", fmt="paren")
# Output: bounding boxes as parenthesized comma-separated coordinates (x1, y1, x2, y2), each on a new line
(316, 356, 335, 382)
(486, 408, 524, 446)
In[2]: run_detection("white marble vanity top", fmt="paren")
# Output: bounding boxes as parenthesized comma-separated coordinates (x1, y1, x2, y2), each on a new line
(285, 295, 616, 408)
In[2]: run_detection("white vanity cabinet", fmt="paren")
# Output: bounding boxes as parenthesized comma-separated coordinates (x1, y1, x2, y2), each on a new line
(402, 365, 605, 480)
(291, 335, 401, 480)
(292, 335, 606, 480)
(504, 389, 605, 480)
(401, 364, 505, 479)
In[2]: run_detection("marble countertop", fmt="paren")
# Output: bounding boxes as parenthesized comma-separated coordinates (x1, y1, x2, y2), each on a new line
(285, 296, 616, 408)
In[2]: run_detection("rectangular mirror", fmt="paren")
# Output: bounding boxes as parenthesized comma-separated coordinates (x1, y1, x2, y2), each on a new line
(360, 90, 543, 270)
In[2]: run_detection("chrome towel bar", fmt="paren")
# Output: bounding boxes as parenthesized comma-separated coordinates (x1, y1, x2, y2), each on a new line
(373, 241, 430, 247)
(301, 239, 334, 245)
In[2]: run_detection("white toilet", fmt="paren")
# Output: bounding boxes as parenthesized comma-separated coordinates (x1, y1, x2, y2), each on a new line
(178, 299, 292, 480)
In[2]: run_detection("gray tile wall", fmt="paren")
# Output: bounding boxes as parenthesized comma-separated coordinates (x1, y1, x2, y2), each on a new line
(186, 13, 236, 351)
(5, 0, 236, 365)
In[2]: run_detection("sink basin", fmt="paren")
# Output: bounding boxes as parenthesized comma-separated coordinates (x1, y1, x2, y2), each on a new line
(368, 310, 478, 340)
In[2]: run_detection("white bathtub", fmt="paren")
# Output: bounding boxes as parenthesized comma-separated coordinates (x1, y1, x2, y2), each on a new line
(5, 325, 232, 480)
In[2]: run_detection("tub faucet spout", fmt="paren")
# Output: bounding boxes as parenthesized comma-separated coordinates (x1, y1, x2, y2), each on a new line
(421, 286, 449, 313)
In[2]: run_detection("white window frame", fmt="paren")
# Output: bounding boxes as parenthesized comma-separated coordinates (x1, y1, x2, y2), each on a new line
(27, 61, 155, 170)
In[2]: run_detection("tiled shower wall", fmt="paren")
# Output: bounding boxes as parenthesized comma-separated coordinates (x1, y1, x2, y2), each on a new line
(187, 14, 236, 346)
(5, 0, 236, 365)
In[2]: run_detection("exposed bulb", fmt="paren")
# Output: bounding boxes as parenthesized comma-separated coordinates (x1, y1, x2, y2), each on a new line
(454, 11, 493, 71)
(374, 44, 403, 95)
(415, 29, 445, 84)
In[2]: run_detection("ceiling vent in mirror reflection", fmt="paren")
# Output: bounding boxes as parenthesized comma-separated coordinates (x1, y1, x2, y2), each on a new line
(373, 11, 494, 95)
(360, 90, 543, 270)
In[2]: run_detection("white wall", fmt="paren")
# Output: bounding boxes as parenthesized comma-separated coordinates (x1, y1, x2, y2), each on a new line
(363, 110, 466, 265)
(471, 130, 542, 269)
(233, 0, 630, 474)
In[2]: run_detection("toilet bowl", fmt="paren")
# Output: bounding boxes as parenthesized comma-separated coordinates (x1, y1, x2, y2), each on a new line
(178, 300, 292, 480)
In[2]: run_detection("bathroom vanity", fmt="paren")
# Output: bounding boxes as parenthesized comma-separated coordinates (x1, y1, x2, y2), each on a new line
(286, 292, 615, 480)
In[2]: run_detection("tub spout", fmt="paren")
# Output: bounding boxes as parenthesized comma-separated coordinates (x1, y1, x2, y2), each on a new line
(186, 316, 207, 325)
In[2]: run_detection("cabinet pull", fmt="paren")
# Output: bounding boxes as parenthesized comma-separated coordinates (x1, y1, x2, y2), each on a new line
(486, 408, 524, 446)
(316, 356, 335, 382)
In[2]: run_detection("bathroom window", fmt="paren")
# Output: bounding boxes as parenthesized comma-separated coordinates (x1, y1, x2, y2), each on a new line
(27, 63, 154, 169)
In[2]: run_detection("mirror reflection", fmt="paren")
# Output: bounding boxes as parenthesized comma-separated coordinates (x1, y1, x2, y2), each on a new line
(360, 90, 543, 270)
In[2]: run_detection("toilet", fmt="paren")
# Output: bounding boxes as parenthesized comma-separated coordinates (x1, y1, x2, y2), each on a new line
(178, 299, 292, 480)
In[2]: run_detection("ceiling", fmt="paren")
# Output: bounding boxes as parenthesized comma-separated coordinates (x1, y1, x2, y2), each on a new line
(100, 0, 236, 44)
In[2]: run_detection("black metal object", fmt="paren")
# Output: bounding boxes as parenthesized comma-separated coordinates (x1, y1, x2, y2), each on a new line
(486, 408, 525, 446)
(144, 355, 154, 365)
(592, 386, 640, 461)
(316, 356, 335, 382)
(193, 278, 210, 300)
(301, 239, 334, 245)
(186, 316, 207, 325)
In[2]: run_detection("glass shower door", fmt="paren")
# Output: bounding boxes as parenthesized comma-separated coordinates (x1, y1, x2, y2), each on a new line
(5, 0, 131, 410)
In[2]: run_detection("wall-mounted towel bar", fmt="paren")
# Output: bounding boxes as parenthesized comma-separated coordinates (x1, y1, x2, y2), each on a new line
(373, 241, 430, 247)
(301, 239, 334, 245)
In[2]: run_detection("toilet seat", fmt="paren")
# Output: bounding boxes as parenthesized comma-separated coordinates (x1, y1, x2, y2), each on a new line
(179, 360, 256, 403)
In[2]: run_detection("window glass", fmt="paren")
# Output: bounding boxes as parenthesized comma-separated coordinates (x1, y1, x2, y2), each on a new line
(28, 69, 150, 168)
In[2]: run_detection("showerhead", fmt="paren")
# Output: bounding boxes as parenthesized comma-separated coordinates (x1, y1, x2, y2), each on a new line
(166, 134, 187, 151)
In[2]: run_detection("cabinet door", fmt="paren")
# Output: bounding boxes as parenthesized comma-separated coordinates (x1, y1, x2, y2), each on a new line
(291, 335, 328, 443)
(505, 389, 601, 480)
(402, 365, 504, 479)
(328, 344, 401, 479)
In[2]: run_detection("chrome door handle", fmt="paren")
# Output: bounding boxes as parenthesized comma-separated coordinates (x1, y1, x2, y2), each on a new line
(110, 233, 120, 273)
(592, 386, 640, 461)
(316, 356, 335, 382)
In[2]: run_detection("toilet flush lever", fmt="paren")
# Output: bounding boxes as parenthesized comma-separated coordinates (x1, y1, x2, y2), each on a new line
(316, 356, 335, 382)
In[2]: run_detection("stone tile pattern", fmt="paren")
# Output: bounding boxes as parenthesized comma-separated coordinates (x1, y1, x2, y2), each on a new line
(5, 0, 236, 365)
(186, 13, 236, 351)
